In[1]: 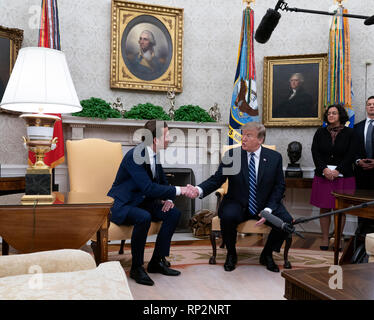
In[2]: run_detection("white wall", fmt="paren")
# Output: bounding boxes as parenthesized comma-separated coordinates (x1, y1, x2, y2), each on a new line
(1, 0, 374, 166)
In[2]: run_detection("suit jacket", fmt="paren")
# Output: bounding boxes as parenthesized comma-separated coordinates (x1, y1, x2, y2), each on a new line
(273, 87, 315, 118)
(198, 146, 288, 217)
(311, 126, 356, 177)
(353, 119, 374, 189)
(354, 120, 369, 160)
(108, 143, 176, 225)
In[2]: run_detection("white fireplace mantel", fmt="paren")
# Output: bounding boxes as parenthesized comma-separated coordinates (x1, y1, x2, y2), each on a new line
(62, 115, 229, 212)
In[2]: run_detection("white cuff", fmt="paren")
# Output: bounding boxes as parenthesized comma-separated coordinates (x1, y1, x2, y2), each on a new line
(196, 186, 203, 198)
(175, 186, 181, 196)
(264, 207, 272, 214)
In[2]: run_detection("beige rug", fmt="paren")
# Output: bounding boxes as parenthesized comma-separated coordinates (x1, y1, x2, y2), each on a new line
(108, 245, 336, 300)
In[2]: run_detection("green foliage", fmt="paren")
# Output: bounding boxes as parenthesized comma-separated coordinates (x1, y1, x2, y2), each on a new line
(123, 103, 171, 120)
(73, 97, 122, 119)
(174, 105, 215, 123)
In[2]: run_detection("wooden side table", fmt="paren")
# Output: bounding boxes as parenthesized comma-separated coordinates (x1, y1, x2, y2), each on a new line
(0, 176, 25, 195)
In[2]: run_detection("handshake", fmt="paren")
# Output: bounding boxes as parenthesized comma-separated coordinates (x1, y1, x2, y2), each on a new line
(180, 184, 200, 199)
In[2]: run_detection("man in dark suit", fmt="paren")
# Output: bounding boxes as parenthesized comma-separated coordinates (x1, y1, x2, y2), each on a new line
(273, 73, 315, 118)
(108, 120, 191, 286)
(188, 122, 293, 272)
(354, 96, 374, 234)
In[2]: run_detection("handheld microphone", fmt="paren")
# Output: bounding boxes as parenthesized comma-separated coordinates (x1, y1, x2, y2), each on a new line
(255, 0, 284, 44)
(259, 210, 305, 239)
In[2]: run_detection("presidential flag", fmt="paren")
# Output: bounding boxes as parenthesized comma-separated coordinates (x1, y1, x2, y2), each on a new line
(228, 7, 259, 145)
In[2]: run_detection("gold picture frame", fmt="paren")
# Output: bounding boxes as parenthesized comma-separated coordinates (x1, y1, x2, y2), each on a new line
(263, 53, 328, 127)
(110, 0, 184, 92)
(0, 26, 23, 102)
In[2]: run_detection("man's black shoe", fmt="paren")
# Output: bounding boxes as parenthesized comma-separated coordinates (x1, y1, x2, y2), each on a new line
(147, 260, 181, 276)
(259, 253, 279, 273)
(161, 257, 171, 267)
(224, 253, 237, 272)
(130, 266, 154, 286)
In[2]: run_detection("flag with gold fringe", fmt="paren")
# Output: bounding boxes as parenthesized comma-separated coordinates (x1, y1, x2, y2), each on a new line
(326, 5, 354, 127)
(228, 6, 259, 145)
(28, 0, 65, 168)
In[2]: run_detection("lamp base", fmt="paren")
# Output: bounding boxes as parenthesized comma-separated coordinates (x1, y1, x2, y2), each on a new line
(21, 193, 56, 205)
(23, 167, 54, 205)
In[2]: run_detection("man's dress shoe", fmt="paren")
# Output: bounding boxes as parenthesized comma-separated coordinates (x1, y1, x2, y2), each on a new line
(161, 257, 171, 267)
(147, 260, 181, 276)
(260, 253, 280, 273)
(130, 266, 154, 286)
(224, 254, 237, 272)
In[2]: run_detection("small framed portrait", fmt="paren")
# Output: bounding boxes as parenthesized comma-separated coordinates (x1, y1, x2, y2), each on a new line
(110, 0, 184, 92)
(0, 26, 23, 103)
(262, 53, 328, 127)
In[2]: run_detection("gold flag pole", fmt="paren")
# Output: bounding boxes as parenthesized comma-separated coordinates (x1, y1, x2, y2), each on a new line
(243, 0, 255, 8)
(335, 0, 346, 7)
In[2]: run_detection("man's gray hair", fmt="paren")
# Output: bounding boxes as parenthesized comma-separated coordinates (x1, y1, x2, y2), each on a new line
(140, 30, 156, 46)
(290, 72, 304, 84)
(240, 122, 266, 141)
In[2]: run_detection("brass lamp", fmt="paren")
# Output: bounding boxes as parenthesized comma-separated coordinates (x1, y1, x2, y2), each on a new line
(0, 47, 82, 204)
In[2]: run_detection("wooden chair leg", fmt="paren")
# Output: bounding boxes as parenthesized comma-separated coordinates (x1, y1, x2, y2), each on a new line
(1, 239, 9, 255)
(119, 240, 126, 254)
(209, 231, 219, 264)
(283, 235, 292, 269)
(90, 240, 100, 266)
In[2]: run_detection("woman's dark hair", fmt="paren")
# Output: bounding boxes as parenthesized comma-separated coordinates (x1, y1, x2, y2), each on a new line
(323, 104, 349, 125)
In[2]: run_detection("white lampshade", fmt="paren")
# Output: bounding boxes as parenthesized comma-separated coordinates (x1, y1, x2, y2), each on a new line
(0, 47, 82, 114)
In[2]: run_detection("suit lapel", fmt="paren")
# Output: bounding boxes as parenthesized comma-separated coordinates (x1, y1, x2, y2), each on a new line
(144, 147, 153, 180)
(241, 148, 250, 189)
(257, 148, 267, 186)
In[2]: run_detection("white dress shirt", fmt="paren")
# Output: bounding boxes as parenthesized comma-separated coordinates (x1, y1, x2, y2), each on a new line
(196, 145, 271, 214)
(146, 146, 180, 197)
(364, 117, 374, 145)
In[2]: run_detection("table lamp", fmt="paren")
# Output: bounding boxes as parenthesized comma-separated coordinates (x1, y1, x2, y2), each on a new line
(0, 47, 82, 204)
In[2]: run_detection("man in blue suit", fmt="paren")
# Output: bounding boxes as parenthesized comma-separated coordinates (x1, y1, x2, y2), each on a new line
(188, 122, 293, 272)
(354, 96, 374, 235)
(108, 120, 191, 286)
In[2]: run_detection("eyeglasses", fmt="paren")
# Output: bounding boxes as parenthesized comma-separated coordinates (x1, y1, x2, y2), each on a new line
(327, 112, 338, 116)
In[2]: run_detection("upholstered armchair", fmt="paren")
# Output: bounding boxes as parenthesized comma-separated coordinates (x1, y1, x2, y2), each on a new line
(365, 233, 374, 263)
(0, 249, 133, 299)
(209, 143, 292, 269)
(66, 138, 162, 261)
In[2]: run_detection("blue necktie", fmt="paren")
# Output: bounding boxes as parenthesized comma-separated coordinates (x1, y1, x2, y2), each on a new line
(366, 120, 374, 158)
(248, 153, 257, 215)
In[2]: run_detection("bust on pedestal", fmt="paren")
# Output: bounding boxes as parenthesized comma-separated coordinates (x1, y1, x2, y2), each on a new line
(285, 141, 303, 178)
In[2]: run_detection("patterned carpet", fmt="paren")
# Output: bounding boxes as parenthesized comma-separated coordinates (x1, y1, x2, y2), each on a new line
(108, 244, 336, 270)
(108, 244, 337, 300)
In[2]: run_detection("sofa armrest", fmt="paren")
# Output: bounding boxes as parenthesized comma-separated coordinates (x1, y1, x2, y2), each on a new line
(0, 249, 96, 278)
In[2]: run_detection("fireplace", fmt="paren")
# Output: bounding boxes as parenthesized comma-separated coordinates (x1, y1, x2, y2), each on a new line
(164, 168, 195, 233)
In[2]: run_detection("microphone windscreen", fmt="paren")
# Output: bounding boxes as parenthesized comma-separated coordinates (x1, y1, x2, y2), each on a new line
(259, 210, 284, 229)
(255, 9, 281, 44)
(364, 15, 374, 25)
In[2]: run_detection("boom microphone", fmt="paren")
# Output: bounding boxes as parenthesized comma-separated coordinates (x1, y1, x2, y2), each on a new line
(255, 0, 283, 44)
(259, 210, 305, 239)
(364, 15, 374, 25)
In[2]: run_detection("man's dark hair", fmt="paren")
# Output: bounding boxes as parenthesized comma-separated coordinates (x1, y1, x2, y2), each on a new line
(142, 120, 168, 145)
(367, 96, 374, 103)
(323, 104, 349, 125)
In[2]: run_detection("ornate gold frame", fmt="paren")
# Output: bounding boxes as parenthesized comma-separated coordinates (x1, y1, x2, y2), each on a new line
(263, 53, 328, 127)
(0, 26, 23, 99)
(110, 0, 183, 92)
